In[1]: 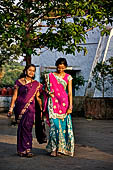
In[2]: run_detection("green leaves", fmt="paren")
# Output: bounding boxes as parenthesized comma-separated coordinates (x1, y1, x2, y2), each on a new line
(0, 0, 113, 65)
(27, 48, 33, 55)
(72, 74, 86, 90)
(92, 58, 113, 97)
(0, 64, 24, 87)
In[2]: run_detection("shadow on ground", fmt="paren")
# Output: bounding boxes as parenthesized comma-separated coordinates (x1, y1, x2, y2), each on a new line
(0, 113, 113, 170)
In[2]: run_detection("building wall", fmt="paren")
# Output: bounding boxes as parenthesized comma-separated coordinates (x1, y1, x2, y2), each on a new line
(32, 28, 100, 96)
(32, 28, 113, 97)
(94, 32, 113, 97)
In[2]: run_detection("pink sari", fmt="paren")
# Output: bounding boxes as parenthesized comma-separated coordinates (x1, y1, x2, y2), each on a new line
(45, 72, 74, 156)
(44, 72, 72, 119)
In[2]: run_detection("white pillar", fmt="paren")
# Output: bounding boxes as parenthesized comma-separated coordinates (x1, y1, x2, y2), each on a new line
(35, 65, 40, 82)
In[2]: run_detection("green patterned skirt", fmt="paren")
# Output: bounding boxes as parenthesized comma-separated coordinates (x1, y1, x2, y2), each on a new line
(46, 114, 75, 157)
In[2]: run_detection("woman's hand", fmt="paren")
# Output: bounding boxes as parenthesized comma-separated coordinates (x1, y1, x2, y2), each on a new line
(47, 91, 54, 97)
(7, 107, 13, 117)
(49, 92, 54, 98)
(67, 105, 73, 115)
(7, 111, 13, 117)
(67, 108, 72, 115)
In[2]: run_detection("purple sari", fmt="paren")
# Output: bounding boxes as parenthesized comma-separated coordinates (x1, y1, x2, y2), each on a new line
(14, 80, 42, 154)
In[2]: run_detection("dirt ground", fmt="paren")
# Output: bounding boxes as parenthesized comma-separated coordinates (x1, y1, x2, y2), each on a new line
(0, 113, 113, 170)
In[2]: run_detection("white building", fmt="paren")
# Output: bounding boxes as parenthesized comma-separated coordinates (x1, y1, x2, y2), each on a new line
(32, 27, 113, 97)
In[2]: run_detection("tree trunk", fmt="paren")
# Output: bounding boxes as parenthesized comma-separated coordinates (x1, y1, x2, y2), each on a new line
(25, 55, 31, 65)
(25, 0, 31, 65)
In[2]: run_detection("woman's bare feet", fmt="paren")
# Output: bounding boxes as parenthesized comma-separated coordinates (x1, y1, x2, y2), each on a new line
(50, 150, 57, 157)
(57, 152, 62, 156)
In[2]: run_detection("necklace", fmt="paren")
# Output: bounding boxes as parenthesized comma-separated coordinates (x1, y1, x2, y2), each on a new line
(24, 78, 32, 87)
(57, 73, 65, 78)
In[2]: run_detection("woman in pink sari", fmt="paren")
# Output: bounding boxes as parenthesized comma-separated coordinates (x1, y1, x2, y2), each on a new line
(45, 58, 74, 157)
(8, 64, 43, 157)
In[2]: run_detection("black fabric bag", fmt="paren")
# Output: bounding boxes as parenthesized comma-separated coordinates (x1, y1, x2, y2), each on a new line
(35, 99, 47, 144)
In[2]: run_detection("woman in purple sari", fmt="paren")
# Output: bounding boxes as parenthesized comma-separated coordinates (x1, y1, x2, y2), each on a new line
(8, 64, 43, 157)
(44, 58, 74, 157)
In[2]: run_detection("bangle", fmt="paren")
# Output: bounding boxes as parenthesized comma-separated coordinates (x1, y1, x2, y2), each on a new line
(46, 91, 52, 95)
(9, 107, 13, 112)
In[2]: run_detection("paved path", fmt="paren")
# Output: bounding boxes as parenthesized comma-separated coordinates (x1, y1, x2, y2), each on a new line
(0, 113, 113, 170)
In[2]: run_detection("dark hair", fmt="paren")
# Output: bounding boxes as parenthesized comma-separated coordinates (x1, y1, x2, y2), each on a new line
(55, 58, 68, 67)
(19, 64, 36, 79)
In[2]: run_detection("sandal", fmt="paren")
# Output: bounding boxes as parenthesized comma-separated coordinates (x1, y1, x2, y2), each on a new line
(26, 152, 33, 158)
(18, 153, 27, 157)
(57, 152, 62, 156)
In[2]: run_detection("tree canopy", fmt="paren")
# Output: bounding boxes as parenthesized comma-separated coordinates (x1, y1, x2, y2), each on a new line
(0, 0, 113, 65)
(0, 63, 24, 87)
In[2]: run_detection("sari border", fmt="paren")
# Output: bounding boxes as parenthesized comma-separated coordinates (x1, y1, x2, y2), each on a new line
(57, 148, 74, 157)
(18, 79, 35, 86)
(52, 73, 67, 90)
(20, 84, 40, 116)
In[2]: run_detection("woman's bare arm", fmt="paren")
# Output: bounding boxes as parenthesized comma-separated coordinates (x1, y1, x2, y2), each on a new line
(8, 87, 18, 116)
(67, 79, 73, 114)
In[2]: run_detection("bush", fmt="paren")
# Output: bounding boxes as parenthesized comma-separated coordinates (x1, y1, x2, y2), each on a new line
(0, 64, 24, 87)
